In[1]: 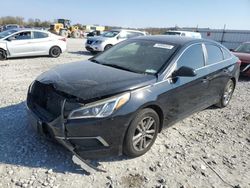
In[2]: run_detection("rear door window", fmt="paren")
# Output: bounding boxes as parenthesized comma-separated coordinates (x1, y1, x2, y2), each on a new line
(177, 44, 205, 69)
(33, 31, 49, 39)
(205, 44, 224, 65)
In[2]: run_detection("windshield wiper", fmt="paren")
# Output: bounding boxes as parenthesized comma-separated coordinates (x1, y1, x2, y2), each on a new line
(101, 63, 142, 74)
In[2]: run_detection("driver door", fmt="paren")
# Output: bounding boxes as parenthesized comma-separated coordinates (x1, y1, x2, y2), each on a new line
(6, 31, 34, 57)
(162, 43, 210, 125)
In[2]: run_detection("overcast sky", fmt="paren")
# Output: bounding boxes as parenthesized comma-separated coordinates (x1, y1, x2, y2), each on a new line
(1, 0, 250, 29)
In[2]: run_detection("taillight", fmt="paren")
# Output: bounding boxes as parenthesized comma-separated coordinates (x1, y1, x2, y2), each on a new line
(237, 60, 241, 65)
(59, 38, 66, 42)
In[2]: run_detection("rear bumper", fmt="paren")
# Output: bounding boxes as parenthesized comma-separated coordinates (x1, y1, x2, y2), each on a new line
(26, 102, 130, 159)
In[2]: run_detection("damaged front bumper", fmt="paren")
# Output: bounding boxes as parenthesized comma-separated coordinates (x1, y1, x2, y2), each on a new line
(26, 82, 130, 172)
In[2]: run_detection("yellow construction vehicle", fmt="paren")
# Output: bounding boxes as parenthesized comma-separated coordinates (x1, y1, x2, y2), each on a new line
(49, 19, 81, 38)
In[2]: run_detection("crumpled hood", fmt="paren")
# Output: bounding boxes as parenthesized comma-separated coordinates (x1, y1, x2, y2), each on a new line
(36, 61, 156, 101)
(232, 52, 250, 63)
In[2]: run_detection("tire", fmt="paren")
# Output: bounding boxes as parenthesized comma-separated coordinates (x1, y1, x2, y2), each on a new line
(49, 46, 61, 58)
(104, 44, 113, 51)
(123, 108, 160, 157)
(215, 79, 235, 108)
(72, 31, 80, 38)
(59, 30, 68, 38)
(0, 49, 7, 60)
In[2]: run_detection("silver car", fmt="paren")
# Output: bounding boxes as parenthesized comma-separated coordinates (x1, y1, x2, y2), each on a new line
(85, 29, 146, 54)
(0, 29, 67, 60)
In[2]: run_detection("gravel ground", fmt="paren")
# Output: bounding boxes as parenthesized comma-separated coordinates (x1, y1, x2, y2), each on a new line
(0, 38, 249, 188)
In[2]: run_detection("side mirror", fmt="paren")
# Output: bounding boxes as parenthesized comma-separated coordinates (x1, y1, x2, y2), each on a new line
(172, 66, 197, 77)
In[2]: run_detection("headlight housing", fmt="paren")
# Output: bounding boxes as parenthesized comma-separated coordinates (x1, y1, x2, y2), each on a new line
(68, 92, 130, 119)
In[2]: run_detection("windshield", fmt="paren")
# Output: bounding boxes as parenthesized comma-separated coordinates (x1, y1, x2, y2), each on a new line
(93, 40, 177, 74)
(0, 29, 18, 39)
(101, 31, 119, 38)
(235, 43, 250, 53)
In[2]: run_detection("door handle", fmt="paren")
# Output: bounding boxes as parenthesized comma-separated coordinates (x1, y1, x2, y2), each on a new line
(201, 77, 209, 83)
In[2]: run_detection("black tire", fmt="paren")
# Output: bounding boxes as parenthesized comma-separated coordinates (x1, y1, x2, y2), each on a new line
(123, 108, 159, 157)
(72, 31, 80, 38)
(215, 79, 235, 108)
(49, 46, 61, 58)
(0, 49, 7, 60)
(60, 30, 68, 38)
(104, 44, 113, 51)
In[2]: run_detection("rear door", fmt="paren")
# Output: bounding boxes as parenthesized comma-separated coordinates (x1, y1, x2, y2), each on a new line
(6, 31, 34, 57)
(204, 43, 232, 103)
(162, 43, 210, 124)
(29, 31, 51, 55)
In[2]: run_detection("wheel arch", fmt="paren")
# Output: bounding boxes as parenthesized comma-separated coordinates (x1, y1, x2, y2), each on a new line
(0, 48, 8, 59)
(231, 77, 236, 88)
(143, 104, 164, 133)
(104, 44, 113, 50)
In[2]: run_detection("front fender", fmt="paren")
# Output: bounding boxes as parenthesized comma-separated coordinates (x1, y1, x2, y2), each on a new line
(0, 42, 7, 51)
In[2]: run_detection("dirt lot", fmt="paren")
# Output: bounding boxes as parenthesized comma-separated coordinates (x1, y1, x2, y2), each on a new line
(0, 38, 249, 188)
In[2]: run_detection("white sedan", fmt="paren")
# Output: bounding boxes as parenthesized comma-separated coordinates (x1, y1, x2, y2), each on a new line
(0, 29, 67, 60)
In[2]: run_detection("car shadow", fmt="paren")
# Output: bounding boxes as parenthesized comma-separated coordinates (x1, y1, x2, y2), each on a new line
(0, 102, 127, 175)
(7, 55, 51, 60)
(68, 51, 93, 56)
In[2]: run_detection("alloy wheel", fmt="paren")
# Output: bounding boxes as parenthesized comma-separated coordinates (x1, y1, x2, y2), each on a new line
(52, 48, 60, 56)
(132, 116, 156, 151)
(223, 80, 234, 105)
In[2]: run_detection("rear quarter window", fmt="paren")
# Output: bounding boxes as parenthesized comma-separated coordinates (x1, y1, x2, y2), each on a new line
(205, 44, 224, 65)
(33, 31, 49, 39)
(221, 48, 232, 59)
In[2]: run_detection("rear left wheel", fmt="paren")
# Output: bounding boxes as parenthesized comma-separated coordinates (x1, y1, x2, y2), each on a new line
(49, 46, 61, 58)
(216, 79, 235, 108)
(0, 49, 7, 60)
(124, 108, 159, 157)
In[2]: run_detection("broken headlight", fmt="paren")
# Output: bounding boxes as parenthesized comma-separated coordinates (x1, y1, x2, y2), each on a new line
(68, 92, 130, 119)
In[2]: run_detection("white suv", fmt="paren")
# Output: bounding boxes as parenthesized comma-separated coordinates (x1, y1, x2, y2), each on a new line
(164, 30, 202, 39)
(85, 29, 146, 53)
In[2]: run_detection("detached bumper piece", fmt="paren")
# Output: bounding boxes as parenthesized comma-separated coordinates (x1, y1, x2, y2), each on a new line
(26, 81, 107, 173)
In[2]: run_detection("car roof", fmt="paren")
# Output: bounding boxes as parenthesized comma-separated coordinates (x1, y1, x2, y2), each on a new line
(135, 35, 215, 46)
(8, 28, 49, 33)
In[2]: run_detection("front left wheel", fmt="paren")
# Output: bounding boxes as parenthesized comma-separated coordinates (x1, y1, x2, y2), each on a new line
(0, 49, 7, 60)
(49, 46, 61, 58)
(123, 108, 159, 157)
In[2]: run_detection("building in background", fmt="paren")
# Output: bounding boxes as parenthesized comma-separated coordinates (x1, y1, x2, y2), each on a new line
(179, 27, 250, 49)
